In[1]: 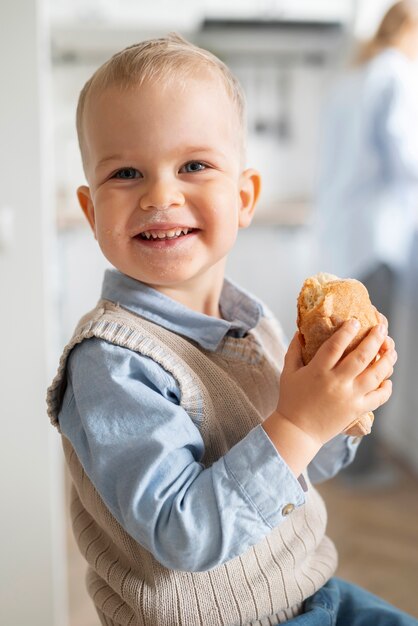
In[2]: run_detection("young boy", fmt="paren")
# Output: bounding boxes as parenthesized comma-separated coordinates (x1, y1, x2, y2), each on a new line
(47, 34, 413, 626)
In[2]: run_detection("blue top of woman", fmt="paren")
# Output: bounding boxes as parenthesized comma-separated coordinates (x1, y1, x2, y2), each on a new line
(315, 48, 418, 278)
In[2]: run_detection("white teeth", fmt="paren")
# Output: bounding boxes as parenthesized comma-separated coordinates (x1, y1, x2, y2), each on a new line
(140, 228, 192, 240)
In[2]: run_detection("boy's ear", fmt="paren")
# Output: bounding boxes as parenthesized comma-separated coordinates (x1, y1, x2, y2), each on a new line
(77, 185, 96, 237)
(238, 168, 261, 229)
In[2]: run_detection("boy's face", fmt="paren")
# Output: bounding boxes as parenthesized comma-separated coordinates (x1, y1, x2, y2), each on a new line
(77, 73, 260, 297)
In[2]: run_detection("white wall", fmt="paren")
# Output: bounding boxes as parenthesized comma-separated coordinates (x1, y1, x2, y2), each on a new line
(227, 226, 313, 339)
(353, 0, 396, 38)
(0, 0, 68, 624)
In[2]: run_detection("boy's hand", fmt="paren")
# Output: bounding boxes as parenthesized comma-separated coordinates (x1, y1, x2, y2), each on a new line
(277, 319, 396, 448)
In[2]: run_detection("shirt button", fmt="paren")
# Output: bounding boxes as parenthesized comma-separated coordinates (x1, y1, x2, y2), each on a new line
(282, 503, 295, 516)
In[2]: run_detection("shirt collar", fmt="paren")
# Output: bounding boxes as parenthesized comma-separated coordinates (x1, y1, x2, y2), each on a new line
(101, 269, 263, 351)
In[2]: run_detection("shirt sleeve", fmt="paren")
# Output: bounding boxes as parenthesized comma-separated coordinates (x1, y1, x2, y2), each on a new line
(307, 434, 360, 484)
(375, 69, 418, 183)
(59, 338, 305, 572)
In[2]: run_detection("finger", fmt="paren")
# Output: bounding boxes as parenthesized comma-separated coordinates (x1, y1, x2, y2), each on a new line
(357, 348, 397, 394)
(375, 309, 388, 329)
(337, 323, 387, 378)
(314, 319, 362, 370)
(379, 335, 395, 355)
(283, 332, 304, 373)
(364, 379, 393, 412)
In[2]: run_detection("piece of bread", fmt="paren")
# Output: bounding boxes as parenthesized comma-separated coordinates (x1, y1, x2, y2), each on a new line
(297, 272, 380, 436)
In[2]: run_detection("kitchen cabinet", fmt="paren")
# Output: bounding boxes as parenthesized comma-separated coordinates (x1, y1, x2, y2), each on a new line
(50, 0, 355, 33)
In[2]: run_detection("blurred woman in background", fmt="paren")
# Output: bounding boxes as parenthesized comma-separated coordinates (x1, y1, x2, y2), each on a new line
(315, 0, 418, 484)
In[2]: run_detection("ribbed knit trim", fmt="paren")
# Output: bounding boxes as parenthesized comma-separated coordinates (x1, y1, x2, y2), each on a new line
(47, 301, 205, 431)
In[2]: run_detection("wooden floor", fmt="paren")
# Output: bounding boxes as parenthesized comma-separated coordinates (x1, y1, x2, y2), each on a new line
(67, 454, 418, 625)
(317, 456, 418, 619)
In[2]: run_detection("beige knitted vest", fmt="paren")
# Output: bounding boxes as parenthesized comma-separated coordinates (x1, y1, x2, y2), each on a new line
(47, 300, 337, 626)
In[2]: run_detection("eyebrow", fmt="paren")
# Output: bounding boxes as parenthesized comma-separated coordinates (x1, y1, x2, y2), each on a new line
(181, 146, 219, 153)
(95, 155, 124, 172)
(175, 145, 229, 161)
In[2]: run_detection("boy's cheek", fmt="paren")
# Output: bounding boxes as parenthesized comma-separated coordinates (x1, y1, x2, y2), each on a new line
(96, 221, 125, 246)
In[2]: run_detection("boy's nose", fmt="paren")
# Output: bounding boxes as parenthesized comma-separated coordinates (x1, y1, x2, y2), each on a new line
(139, 179, 185, 211)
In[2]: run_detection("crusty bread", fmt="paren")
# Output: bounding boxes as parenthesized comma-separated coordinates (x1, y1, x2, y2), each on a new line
(297, 272, 379, 436)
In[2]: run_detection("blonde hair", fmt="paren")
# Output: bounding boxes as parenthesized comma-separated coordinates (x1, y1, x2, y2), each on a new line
(355, 0, 418, 65)
(76, 33, 247, 170)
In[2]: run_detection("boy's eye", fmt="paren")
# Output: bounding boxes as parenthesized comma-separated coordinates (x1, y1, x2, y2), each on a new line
(113, 168, 140, 179)
(180, 161, 206, 173)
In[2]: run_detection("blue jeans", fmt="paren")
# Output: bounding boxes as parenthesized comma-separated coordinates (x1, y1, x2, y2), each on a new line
(288, 578, 418, 625)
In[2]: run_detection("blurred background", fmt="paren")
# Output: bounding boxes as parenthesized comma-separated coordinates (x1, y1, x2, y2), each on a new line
(1, 1, 417, 625)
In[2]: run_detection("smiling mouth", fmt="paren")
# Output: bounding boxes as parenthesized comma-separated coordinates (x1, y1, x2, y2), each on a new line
(137, 227, 196, 241)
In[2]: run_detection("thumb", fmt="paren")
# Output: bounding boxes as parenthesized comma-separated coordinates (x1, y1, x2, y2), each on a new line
(314, 319, 360, 369)
(283, 332, 304, 373)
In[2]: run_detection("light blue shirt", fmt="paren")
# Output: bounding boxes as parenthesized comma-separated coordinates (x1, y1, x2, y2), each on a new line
(59, 269, 358, 572)
(315, 48, 418, 278)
